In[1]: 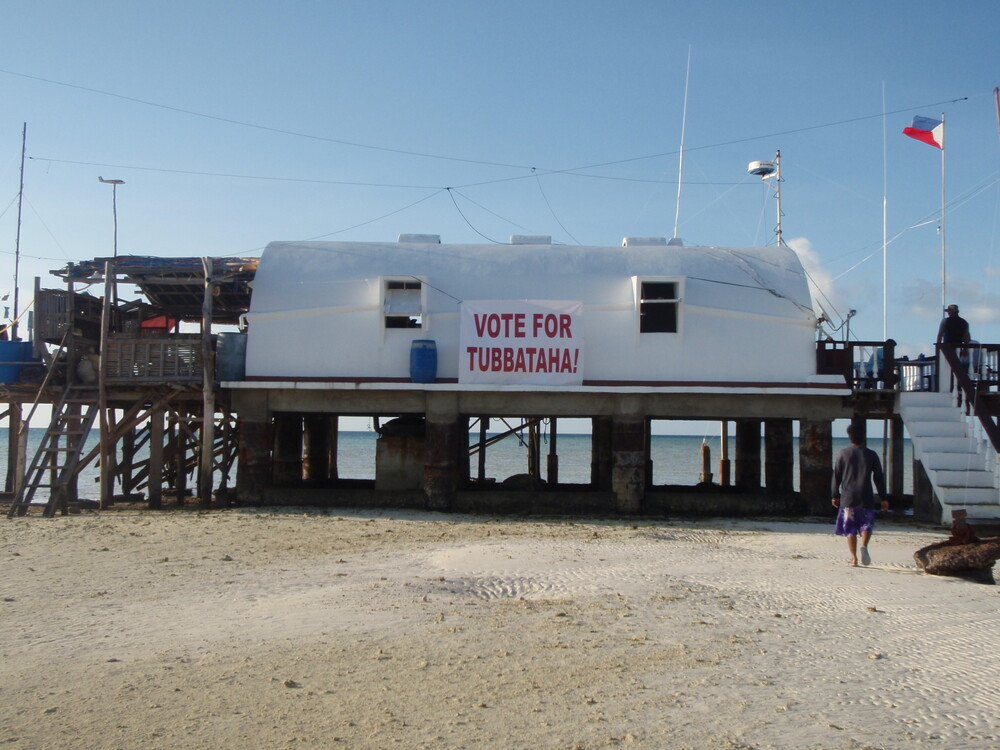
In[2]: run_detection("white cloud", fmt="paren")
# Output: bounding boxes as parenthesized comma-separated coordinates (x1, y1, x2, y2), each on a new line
(787, 236, 842, 320)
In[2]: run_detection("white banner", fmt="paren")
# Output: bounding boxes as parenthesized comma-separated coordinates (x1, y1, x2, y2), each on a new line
(459, 300, 584, 385)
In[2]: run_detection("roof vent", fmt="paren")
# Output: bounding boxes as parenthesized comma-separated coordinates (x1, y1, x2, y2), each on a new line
(622, 237, 668, 247)
(397, 234, 441, 244)
(510, 235, 552, 245)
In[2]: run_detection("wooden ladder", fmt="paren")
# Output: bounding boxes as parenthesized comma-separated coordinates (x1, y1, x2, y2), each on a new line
(7, 385, 98, 517)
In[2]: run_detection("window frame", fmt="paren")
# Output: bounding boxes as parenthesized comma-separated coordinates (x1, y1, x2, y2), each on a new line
(633, 276, 683, 335)
(380, 276, 427, 334)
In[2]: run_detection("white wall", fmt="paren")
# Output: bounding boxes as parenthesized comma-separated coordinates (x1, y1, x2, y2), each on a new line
(245, 240, 817, 383)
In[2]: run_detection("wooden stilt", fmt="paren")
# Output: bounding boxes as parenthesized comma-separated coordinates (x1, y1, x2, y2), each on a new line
(547, 418, 559, 486)
(148, 407, 164, 509)
(198, 258, 216, 507)
(734, 419, 762, 491)
(98, 261, 113, 509)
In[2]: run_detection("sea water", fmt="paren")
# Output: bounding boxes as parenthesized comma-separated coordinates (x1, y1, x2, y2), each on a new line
(1, 428, 913, 497)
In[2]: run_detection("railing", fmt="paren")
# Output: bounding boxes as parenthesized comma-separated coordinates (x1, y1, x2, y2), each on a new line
(938, 344, 1000, 489)
(816, 339, 897, 390)
(104, 335, 203, 384)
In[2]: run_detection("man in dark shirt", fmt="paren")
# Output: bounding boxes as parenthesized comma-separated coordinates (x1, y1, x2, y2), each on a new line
(831, 424, 890, 566)
(937, 304, 971, 347)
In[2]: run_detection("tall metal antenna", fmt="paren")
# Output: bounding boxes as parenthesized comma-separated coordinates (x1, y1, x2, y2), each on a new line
(670, 46, 692, 245)
(12, 123, 26, 340)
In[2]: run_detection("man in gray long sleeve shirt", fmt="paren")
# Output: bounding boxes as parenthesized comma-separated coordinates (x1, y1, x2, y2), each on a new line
(831, 424, 890, 566)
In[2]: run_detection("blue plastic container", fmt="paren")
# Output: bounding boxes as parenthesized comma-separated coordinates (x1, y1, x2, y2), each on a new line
(410, 340, 437, 383)
(0, 341, 36, 384)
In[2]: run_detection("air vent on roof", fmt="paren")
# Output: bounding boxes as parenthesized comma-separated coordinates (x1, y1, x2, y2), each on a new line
(397, 234, 441, 244)
(622, 237, 668, 247)
(510, 235, 552, 245)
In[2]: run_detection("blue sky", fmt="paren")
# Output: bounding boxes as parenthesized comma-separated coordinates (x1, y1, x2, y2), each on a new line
(2, 0, 999, 364)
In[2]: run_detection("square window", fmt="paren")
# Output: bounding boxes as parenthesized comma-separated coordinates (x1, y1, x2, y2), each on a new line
(639, 280, 679, 333)
(384, 278, 423, 329)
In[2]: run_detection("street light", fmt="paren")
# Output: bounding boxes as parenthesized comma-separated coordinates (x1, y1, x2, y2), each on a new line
(98, 176, 125, 257)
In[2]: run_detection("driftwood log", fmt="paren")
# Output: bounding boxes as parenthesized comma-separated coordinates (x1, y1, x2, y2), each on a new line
(914, 511, 1000, 584)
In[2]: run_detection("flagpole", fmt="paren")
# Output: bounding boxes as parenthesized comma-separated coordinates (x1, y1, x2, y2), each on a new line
(940, 111, 947, 312)
(882, 83, 888, 340)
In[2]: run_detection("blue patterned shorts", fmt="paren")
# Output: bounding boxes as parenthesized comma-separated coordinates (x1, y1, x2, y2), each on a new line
(835, 506, 876, 537)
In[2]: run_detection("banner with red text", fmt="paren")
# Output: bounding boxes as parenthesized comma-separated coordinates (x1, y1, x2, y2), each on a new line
(459, 300, 584, 385)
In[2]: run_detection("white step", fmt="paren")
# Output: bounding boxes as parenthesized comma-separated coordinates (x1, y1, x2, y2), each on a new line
(913, 435, 980, 454)
(921, 451, 988, 471)
(906, 421, 969, 438)
(899, 391, 952, 407)
(931, 469, 996, 489)
(937, 486, 1000, 505)
(900, 405, 964, 423)
(941, 501, 1000, 522)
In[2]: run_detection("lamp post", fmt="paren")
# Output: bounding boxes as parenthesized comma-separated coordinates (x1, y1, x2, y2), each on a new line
(98, 176, 125, 257)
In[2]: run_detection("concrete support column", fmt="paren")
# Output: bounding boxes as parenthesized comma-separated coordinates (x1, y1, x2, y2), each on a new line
(303, 415, 329, 482)
(425, 393, 460, 511)
(889, 415, 905, 499)
(764, 419, 794, 494)
(799, 419, 833, 516)
(591, 416, 612, 490)
(735, 420, 762, 491)
(611, 417, 646, 513)
(237, 419, 274, 504)
(272, 413, 303, 486)
(424, 419, 459, 511)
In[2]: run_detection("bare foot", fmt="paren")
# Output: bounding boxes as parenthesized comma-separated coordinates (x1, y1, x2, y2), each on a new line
(848, 559, 858, 567)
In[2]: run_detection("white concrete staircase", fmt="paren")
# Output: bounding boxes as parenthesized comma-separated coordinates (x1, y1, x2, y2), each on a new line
(899, 391, 1000, 525)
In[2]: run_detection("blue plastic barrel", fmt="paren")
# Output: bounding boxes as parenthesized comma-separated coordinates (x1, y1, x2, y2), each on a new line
(0, 341, 35, 384)
(410, 340, 437, 383)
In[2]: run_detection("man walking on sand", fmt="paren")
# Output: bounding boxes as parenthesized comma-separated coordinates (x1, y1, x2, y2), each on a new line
(832, 424, 890, 567)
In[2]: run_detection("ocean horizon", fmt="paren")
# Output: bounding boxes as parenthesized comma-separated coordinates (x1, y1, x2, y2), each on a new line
(1, 428, 913, 499)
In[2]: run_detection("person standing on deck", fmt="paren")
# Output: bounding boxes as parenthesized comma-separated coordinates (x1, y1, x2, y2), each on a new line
(831, 424, 889, 567)
(937, 304, 971, 348)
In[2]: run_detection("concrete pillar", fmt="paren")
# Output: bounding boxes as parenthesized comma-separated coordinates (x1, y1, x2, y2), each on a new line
(272, 413, 303, 485)
(734, 419, 761, 491)
(764, 419, 794, 494)
(303, 415, 329, 482)
(237, 419, 273, 503)
(889, 415, 905, 499)
(799, 419, 833, 516)
(424, 419, 459, 511)
(611, 417, 646, 513)
(591, 416, 612, 490)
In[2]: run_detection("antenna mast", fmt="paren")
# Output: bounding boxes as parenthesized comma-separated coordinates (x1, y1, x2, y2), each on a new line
(12, 123, 26, 340)
(670, 46, 692, 245)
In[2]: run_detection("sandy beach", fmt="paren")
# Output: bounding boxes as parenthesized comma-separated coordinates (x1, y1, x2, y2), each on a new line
(2, 508, 999, 749)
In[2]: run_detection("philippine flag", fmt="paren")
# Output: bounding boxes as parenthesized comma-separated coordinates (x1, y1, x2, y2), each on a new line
(903, 115, 944, 149)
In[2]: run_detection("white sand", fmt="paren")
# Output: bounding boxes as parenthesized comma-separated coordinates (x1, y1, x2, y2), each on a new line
(2, 509, 999, 749)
